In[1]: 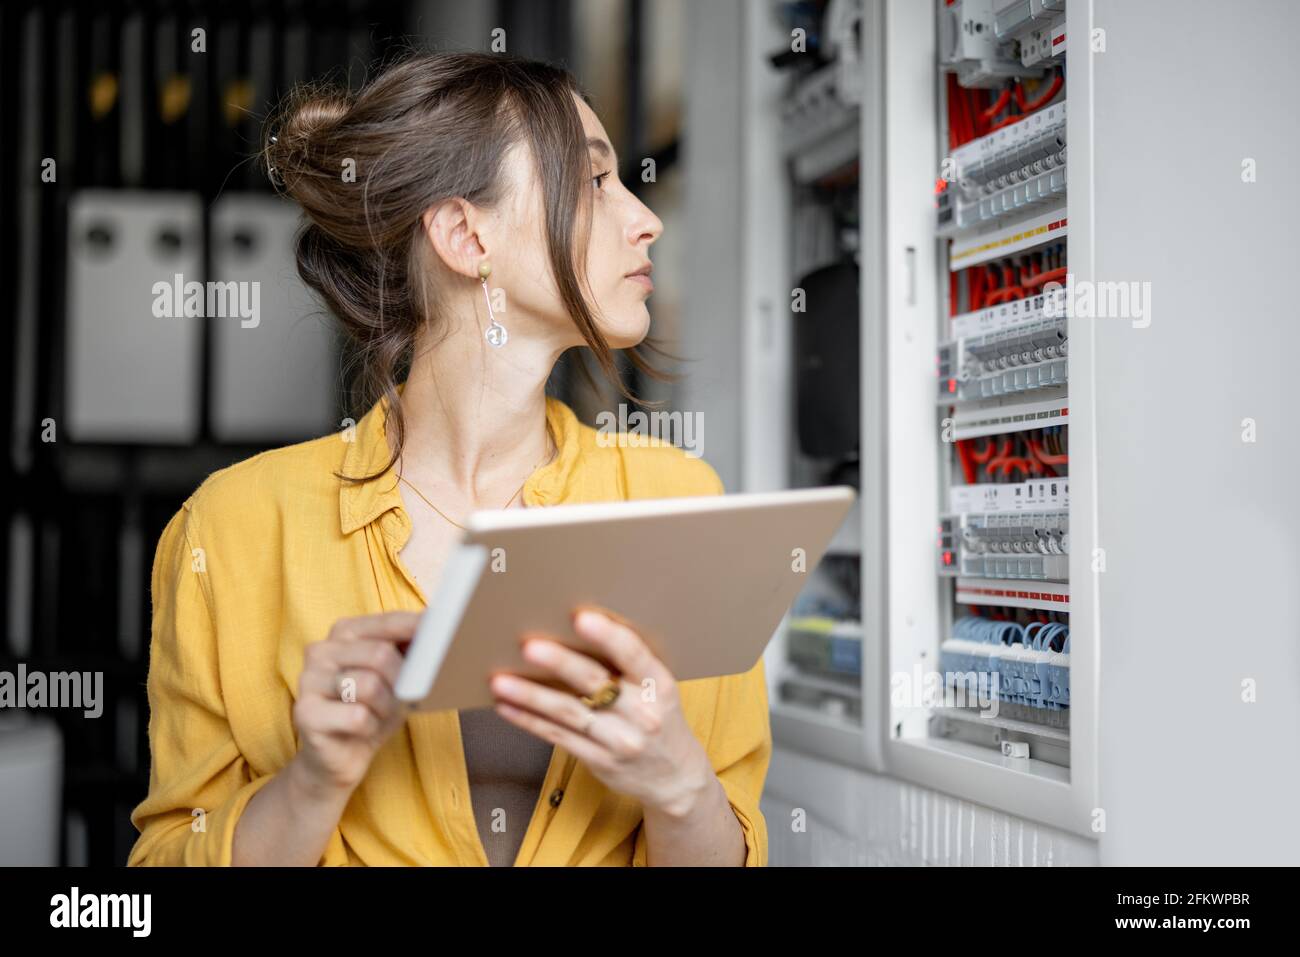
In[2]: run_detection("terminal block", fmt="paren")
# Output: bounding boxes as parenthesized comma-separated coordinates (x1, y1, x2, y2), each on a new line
(939, 616, 1070, 712)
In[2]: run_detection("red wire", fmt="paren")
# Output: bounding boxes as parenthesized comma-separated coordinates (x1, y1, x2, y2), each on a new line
(1021, 265, 1067, 290)
(956, 439, 977, 484)
(978, 263, 1023, 304)
(970, 438, 995, 464)
(948, 76, 996, 149)
(985, 438, 1015, 480)
(1029, 437, 1069, 466)
(972, 88, 991, 139)
(947, 75, 969, 150)
(984, 286, 1024, 305)
(1014, 72, 1063, 113)
(968, 267, 986, 311)
(989, 73, 1064, 133)
(950, 70, 1061, 147)
(980, 88, 1010, 123)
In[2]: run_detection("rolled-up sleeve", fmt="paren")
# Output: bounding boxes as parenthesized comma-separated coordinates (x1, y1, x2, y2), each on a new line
(127, 501, 272, 866)
(631, 659, 772, 867)
(707, 658, 772, 867)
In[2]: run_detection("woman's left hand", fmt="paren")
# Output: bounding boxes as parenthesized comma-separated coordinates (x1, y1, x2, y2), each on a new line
(489, 607, 715, 818)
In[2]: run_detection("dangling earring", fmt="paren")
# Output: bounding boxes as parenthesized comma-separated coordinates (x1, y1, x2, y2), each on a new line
(479, 260, 507, 348)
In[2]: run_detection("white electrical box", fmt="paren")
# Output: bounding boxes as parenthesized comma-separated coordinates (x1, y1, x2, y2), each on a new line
(209, 194, 339, 442)
(64, 191, 204, 443)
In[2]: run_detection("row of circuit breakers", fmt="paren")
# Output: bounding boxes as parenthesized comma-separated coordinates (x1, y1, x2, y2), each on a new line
(935, 0, 1071, 719)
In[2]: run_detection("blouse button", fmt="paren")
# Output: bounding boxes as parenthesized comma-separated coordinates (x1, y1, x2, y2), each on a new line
(548, 788, 564, 808)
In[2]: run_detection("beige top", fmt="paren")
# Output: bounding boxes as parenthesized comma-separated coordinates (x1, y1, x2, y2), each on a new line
(458, 707, 555, 866)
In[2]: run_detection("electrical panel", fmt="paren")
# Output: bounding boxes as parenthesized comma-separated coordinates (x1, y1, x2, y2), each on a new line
(742, 0, 1097, 834)
(858, 0, 1097, 836)
(931, 0, 1072, 768)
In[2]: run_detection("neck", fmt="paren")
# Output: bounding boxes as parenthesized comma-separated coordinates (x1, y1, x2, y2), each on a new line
(392, 305, 566, 507)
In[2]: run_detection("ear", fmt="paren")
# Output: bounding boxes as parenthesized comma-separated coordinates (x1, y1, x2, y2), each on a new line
(420, 197, 488, 280)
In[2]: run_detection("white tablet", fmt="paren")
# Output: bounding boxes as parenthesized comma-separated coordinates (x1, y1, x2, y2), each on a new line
(394, 485, 856, 712)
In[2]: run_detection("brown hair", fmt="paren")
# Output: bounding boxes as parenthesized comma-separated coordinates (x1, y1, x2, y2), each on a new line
(262, 50, 678, 482)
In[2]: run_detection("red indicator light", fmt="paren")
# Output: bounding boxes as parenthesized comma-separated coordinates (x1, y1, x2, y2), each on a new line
(947, 378, 957, 393)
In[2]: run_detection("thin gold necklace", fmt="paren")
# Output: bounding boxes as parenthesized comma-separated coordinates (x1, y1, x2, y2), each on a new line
(398, 429, 557, 531)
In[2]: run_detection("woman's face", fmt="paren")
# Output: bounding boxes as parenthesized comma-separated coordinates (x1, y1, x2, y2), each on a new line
(493, 93, 664, 351)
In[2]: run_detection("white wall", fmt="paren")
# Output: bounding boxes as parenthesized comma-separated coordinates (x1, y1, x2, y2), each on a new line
(1088, 0, 1300, 865)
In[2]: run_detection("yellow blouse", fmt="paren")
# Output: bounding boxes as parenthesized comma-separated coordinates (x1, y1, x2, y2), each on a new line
(127, 388, 771, 866)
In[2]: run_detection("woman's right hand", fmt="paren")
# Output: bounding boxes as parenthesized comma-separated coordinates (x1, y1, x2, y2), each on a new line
(290, 612, 420, 797)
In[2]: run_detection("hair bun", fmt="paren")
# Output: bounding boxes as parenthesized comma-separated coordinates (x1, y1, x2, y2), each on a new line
(264, 87, 352, 193)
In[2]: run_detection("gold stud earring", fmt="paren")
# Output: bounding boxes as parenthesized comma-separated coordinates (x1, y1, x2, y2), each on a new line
(479, 260, 507, 348)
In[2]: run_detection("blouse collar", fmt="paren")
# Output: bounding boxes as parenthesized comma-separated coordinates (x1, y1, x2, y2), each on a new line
(338, 383, 584, 535)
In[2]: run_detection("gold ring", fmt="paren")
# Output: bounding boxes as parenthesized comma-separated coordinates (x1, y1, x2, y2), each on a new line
(580, 678, 621, 710)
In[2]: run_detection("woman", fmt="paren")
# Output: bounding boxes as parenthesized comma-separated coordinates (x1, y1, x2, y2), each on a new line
(127, 51, 771, 867)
